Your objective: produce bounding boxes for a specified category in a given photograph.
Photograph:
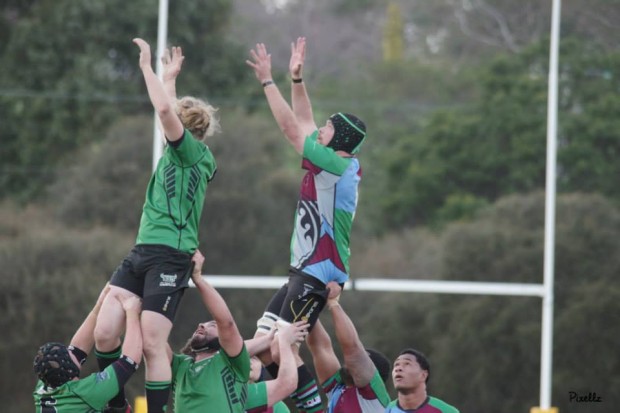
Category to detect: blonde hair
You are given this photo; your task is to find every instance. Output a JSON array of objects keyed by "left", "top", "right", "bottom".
[{"left": 176, "top": 96, "right": 221, "bottom": 141}]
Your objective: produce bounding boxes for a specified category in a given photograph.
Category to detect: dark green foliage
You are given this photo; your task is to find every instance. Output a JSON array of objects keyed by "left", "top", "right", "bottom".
[
  {"left": 0, "top": 0, "right": 155, "bottom": 199},
  {"left": 0, "top": 0, "right": 248, "bottom": 201},
  {"left": 0, "top": 204, "right": 136, "bottom": 411},
  {"left": 436, "top": 295, "right": 542, "bottom": 412},
  {"left": 47, "top": 109, "right": 299, "bottom": 275},
  {"left": 197, "top": 108, "right": 299, "bottom": 275},
  {"left": 380, "top": 39, "right": 620, "bottom": 229},
  {"left": 48, "top": 116, "right": 152, "bottom": 230},
  {"left": 554, "top": 281, "right": 620, "bottom": 413},
  {"left": 357, "top": 192, "right": 620, "bottom": 412}
]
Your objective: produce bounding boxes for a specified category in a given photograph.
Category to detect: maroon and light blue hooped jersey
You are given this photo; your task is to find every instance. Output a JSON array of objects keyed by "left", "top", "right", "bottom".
[
  {"left": 290, "top": 131, "right": 362, "bottom": 285},
  {"left": 323, "top": 369, "right": 390, "bottom": 412}
]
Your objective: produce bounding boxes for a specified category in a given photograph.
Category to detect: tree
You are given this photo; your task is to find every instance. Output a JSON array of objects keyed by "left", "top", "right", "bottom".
[
  {"left": 399, "top": 0, "right": 620, "bottom": 62},
  {"left": 0, "top": 203, "right": 136, "bottom": 411},
  {"left": 47, "top": 116, "right": 153, "bottom": 230},
  {"left": 380, "top": 38, "right": 620, "bottom": 228},
  {"left": 196, "top": 108, "right": 301, "bottom": 275},
  {"left": 437, "top": 192, "right": 620, "bottom": 411},
  {"left": 356, "top": 192, "right": 620, "bottom": 411},
  {"left": 553, "top": 280, "right": 620, "bottom": 412},
  {"left": 0, "top": 0, "right": 248, "bottom": 201}
]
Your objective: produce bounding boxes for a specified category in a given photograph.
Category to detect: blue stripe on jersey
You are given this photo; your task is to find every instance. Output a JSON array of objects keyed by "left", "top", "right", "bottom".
[
  {"left": 334, "top": 159, "right": 360, "bottom": 213},
  {"left": 321, "top": 218, "right": 334, "bottom": 238},
  {"left": 303, "top": 260, "right": 349, "bottom": 285}
]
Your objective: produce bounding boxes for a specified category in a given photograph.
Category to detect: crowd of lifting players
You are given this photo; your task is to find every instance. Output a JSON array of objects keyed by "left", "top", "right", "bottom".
[{"left": 32, "top": 36, "right": 459, "bottom": 413}]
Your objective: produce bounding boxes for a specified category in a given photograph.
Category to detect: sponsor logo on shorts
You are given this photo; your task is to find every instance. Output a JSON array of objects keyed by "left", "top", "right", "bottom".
[
  {"left": 162, "top": 295, "right": 171, "bottom": 312},
  {"left": 302, "top": 299, "right": 320, "bottom": 322},
  {"left": 302, "top": 283, "right": 313, "bottom": 297},
  {"left": 159, "top": 273, "right": 178, "bottom": 287}
]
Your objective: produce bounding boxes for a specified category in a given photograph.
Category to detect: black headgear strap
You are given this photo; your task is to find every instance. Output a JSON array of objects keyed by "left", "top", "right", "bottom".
[{"left": 33, "top": 342, "right": 80, "bottom": 388}]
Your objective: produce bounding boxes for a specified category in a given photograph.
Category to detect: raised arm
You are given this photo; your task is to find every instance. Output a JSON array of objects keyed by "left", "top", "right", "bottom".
[
  {"left": 162, "top": 46, "right": 184, "bottom": 101},
  {"left": 191, "top": 250, "right": 244, "bottom": 357},
  {"left": 133, "top": 38, "right": 184, "bottom": 142},
  {"left": 69, "top": 283, "right": 111, "bottom": 353},
  {"left": 118, "top": 295, "right": 143, "bottom": 364},
  {"left": 289, "top": 37, "right": 317, "bottom": 137},
  {"left": 326, "top": 282, "right": 376, "bottom": 387},
  {"left": 264, "top": 321, "right": 309, "bottom": 406},
  {"left": 306, "top": 319, "right": 341, "bottom": 385},
  {"left": 245, "top": 328, "right": 276, "bottom": 357},
  {"left": 246, "top": 43, "right": 305, "bottom": 154}
]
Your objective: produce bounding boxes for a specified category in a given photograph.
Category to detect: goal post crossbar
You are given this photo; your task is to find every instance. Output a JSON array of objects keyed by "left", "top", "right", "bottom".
[{"left": 191, "top": 276, "right": 545, "bottom": 297}]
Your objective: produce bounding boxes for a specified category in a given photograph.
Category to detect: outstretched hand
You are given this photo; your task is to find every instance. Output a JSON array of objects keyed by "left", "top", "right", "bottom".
[
  {"left": 289, "top": 37, "right": 306, "bottom": 80},
  {"left": 191, "top": 249, "right": 205, "bottom": 285},
  {"left": 162, "top": 46, "right": 185, "bottom": 82},
  {"left": 326, "top": 281, "right": 342, "bottom": 308},
  {"left": 326, "top": 281, "right": 342, "bottom": 300},
  {"left": 246, "top": 43, "right": 273, "bottom": 82},
  {"left": 269, "top": 321, "right": 308, "bottom": 364},
  {"left": 133, "top": 38, "right": 152, "bottom": 70},
  {"left": 279, "top": 321, "right": 310, "bottom": 346}
]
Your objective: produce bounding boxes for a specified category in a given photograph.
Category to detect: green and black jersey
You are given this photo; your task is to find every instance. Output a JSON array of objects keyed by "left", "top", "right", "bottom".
[
  {"left": 172, "top": 346, "right": 250, "bottom": 412},
  {"left": 136, "top": 129, "right": 216, "bottom": 253},
  {"left": 33, "top": 365, "right": 119, "bottom": 412}
]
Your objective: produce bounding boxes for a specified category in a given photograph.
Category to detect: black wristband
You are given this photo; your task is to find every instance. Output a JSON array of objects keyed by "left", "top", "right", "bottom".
[
  {"left": 292, "top": 78, "right": 303, "bottom": 84},
  {"left": 262, "top": 80, "right": 274, "bottom": 87}
]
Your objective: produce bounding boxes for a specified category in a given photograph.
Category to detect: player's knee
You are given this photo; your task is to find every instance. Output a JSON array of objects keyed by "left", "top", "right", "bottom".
[
  {"left": 94, "top": 319, "right": 120, "bottom": 347},
  {"left": 142, "top": 336, "right": 166, "bottom": 360}
]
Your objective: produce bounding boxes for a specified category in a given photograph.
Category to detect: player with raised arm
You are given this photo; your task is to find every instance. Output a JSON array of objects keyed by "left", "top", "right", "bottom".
[
  {"left": 246, "top": 37, "right": 368, "bottom": 413},
  {"left": 93, "top": 39, "right": 220, "bottom": 413},
  {"left": 33, "top": 285, "right": 142, "bottom": 412},
  {"left": 306, "top": 282, "right": 390, "bottom": 412}
]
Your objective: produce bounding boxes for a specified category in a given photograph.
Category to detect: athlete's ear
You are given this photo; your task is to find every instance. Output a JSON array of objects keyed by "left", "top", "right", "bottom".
[{"left": 422, "top": 369, "right": 429, "bottom": 383}]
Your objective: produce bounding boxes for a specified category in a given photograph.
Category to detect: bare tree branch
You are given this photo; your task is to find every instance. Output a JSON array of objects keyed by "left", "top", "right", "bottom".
[
  {"left": 448, "top": 0, "right": 520, "bottom": 52},
  {"left": 472, "top": 0, "right": 519, "bottom": 52}
]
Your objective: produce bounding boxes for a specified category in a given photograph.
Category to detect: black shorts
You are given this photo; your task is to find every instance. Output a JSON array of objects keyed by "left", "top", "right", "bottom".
[
  {"left": 110, "top": 244, "right": 192, "bottom": 321},
  {"left": 264, "top": 268, "right": 329, "bottom": 330}
]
